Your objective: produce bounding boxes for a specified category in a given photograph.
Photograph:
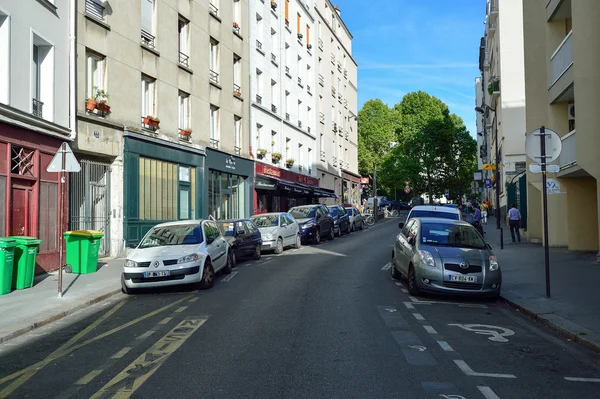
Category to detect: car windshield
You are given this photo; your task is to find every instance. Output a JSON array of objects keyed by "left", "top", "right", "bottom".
[
  {"left": 410, "top": 210, "right": 459, "bottom": 220},
  {"left": 217, "top": 222, "right": 235, "bottom": 237},
  {"left": 288, "top": 207, "right": 316, "bottom": 219},
  {"left": 329, "top": 207, "right": 338, "bottom": 216},
  {"left": 346, "top": 208, "right": 353, "bottom": 216},
  {"left": 139, "top": 224, "right": 203, "bottom": 248},
  {"left": 251, "top": 215, "right": 279, "bottom": 227},
  {"left": 420, "top": 222, "right": 486, "bottom": 249}
]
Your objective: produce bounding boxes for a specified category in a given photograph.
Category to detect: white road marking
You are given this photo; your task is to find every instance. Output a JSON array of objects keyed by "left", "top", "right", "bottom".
[
  {"left": 439, "top": 395, "right": 466, "bottom": 399},
  {"left": 383, "top": 308, "right": 397, "bottom": 313},
  {"left": 404, "top": 302, "right": 415, "bottom": 310},
  {"left": 564, "top": 377, "right": 600, "bottom": 383},
  {"left": 136, "top": 330, "right": 155, "bottom": 340},
  {"left": 437, "top": 341, "right": 454, "bottom": 352},
  {"left": 400, "top": 288, "right": 408, "bottom": 293},
  {"left": 381, "top": 262, "right": 391, "bottom": 271},
  {"left": 408, "top": 345, "right": 427, "bottom": 351},
  {"left": 478, "top": 386, "right": 501, "bottom": 399},
  {"left": 409, "top": 296, "right": 420, "bottom": 303},
  {"left": 110, "top": 347, "right": 132, "bottom": 359},
  {"left": 448, "top": 324, "right": 515, "bottom": 343},
  {"left": 413, "top": 313, "right": 425, "bottom": 321},
  {"left": 395, "top": 282, "right": 403, "bottom": 286},
  {"left": 424, "top": 325, "right": 438, "bottom": 334},
  {"left": 221, "top": 271, "right": 239, "bottom": 282},
  {"left": 174, "top": 306, "right": 188, "bottom": 313},
  {"left": 454, "top": 360, "right": 516, "bottom": 379}
]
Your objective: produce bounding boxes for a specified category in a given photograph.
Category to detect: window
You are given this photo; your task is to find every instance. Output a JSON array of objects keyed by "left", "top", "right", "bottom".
[
  {"left": 285, "top": 91, "right": 290, "bottom": 118},
  {"left": 233, "top": 54, "right": 241, "bottom": 96},
  {"left": 31, "top": 35, "right": 54, "bottom": 120},
  {"left": 272, "top": 131, "right": 278, "bottom": 152},
  {"left": 0, "top": 13, "right": 9, "bottom": 104},
  {"left": 85, "top": 0, "right": 106, "bottom": 21},
  {"left": 210, "top": 38, "right": 219, "bottom": 84},
  {"left": 209, "top": 0, "right": 219, "bottom": 17},
  {"left": 178, "top": 91, "right": 189, "bottom": 129},
  {"left": 234, "top": 115, "right": 242, "bottom": 152},
  {"left": 297, "top": 144, "right": 302, "bottom": 168},
  {"left": 141, "top": 75, "right": 156, "bottom": 117},
  {"left": 257, "top": 124, "right": 263, "bottom": 149},
  {"left": 141, "top": 0, "right": 155, "bottom": 47},
  {"left": 210, "top": 105, "right": 220, "bottom": 143},
  {"left": 178, "top": 16, "right": 189, "bottom": 67},
  {"left": 233, "top": 0, "right": 241, "bottom": 31},
  {"left": 255, "top": 14, "right": 263, "bottom": 46}
]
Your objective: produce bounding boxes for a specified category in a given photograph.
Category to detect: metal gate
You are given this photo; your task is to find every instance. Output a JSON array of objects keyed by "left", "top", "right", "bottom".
[
  {"left": 69, "top": 159, "right": 111, "bottom": 257},
  {"left": 507, "top": 173, "right": 527, "bottom": 230}
]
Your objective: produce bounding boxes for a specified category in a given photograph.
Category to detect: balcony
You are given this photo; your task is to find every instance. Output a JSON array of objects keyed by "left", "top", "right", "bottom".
[
  {"left": 331, "top": 54, "right": 335, "bottom": 64},
  {"left": 271, "top": 53, "right": 277, "bottom": 65},
  {"left": 318, "top": 38, "right": 323, "bottom": 51},
  {"left": 285, "top": 66, "right": 291, "bottom": 77},
  {"left": 209, "top": 69, "right": 219, "bottom": 85},
  {"left": 271, "top": 104, "right": 277, "bottom": 113},
  {"left": 298, "top": 120, "right": 302, "bottom": 128},
  {"left": 32, "top": 98, "right": 43, "bottom": 118},
  {"left": 484, "top": 51, "right": 490, "bottom": 70},
  {"left": 209, "top": 2, "right": 218, "bottom": 17},
  {"left": 489, "top": 0, "right": 498, "bottom": 19},
  {"left": 285, "top": 113, "right": 290, "bottom": 121},
  {"left": 332, "top": 122, "right": 337, "bottom": 132},
  {"left": 179, "top": 52, "right": 189, "bottom": 67},
  {"left": 298, "top": 77, "right": 303, "bottom": 88},
  {"left": 209, "top": 138, "right": 219, "bottom": 149},
  {"left": 320, "top": 151, "right": 326, "bottom": 161},
  {"left": 234, "top": 146, "right": 241, "bottom": 156},
  {"left": 558, "top": 130, "right": 576, "bottom": 170},
  {"left": 331, "top": 86, "right": 336, "bottom": 97},
  {"left": 343, "top": 69, "right": 347, "bottom": 79},
  {"left": 256, "top": 94, "right": 262, "bottom": 105},
  {"left": 233, "top": 83, "right": 242, "bottom": 98},
  {"left": 318, "top": 74, "right": 324, "bottom": 86},
  {"left": 85, "top": 0, "right": 105, "bottom": 21},
  {"left": 232, "top": 23, "right": 240, "bottom": 35},
  {"left": 550, "top": 30, "right": 573, "bottom": 87},
  {"left": 307, "top": 85, "right": 311, "bottom": 94},
  {"left": 319, "top": 112, "right": 325, "bottom": 124},
  {"left": 141, "top": 30, "right": 155, "bottom": 48}
]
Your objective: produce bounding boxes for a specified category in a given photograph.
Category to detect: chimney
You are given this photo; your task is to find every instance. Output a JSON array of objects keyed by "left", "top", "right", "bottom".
[{"left": 334, "top": 5, "right": 341, "bottom": 15}]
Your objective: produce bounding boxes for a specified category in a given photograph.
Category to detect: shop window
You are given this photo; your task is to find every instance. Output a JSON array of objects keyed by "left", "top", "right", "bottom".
[
  {"left": 38, "top": 181, "right": 58, "bottom": 252},
  {"left": 208, "top": 170, "right": 246, "bottom": 219},
  {"left": 11, "top": 146, "right": 35, "bottom": 176}
]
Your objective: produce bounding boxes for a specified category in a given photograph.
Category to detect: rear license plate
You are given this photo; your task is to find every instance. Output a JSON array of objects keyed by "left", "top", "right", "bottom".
[
  {"left": 144, "top": 270, "right": 170, "bottom": 278},
  {"left": 448, "top": 274, "right": 477, "bottom": 283}
]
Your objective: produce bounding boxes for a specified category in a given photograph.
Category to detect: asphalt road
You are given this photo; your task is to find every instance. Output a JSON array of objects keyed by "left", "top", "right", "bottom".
[{"left": 1, "top": 218, "right": 600, "bottom": 399}]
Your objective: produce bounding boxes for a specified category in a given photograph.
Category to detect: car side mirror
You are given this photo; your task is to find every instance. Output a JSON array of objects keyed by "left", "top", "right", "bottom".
[
  {"left": 398, "top": 222, "right": 404, "bottom": 229},
  {"left": 486, "top": 242, "right": 492, "bottom": 250},
  {"left": 407, "top": 236, "right": 415, "bottom": 246},
  {"left": 206, "top": 236, "right": 215, "bottom": 244},
  {"left": 281, "top": 222, "right": 288, "bottom": 227}
]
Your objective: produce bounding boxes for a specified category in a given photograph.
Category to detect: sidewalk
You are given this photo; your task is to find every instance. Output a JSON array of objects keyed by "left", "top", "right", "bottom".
[
  {"left": 0, "top": 258, "right": 124, "bottom": 343},
  {"left": 483, "top": 217, "right": 600, "bottom": 353}
]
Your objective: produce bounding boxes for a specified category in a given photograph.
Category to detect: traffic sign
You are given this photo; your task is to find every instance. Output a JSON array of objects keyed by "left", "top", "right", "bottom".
[
  {"left": 47, "top": 142, "right": 81, "bottom": 173},
  {"left": 484, "top": 179, "right": 493, "bottom": 188},
  {"left": 529, "top": 163, "right": 560, "bottom": 173},
  {"left": 404, "top": 186, "right": 410, "bottom": 194},
  {"left": 525, "top": 128, "right": 562, "bottom": 163},
  {"left": 444, "top": 189, "right": 449, "bottom": 196}
]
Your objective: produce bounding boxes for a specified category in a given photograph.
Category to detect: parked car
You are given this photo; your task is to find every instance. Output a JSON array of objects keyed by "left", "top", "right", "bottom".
[
  {"left": 410, "top": 197, "right": 425, "bottom": 207},
  {"left": 288, "top": 204, "right": 335, "bottom": 245},
  {"left": 391, "top": 217, "right": 501, "bottom": 298},
  {"left": 405, "top": 205, "right": 463, "bottom": 221},
  {"left": 250, "top": 212, "right": 301, "bottom": 254},
  {"left": 122, "top": 220, "right": 232, "bottom": 294},
  {"left": 217, "top": 219, "right": 262, "bottom": 266},
  {"left": 345, "top": 206, "right": 364, "bottom": 231},
  {"left": 328, "top": 205, "right": 351, "bottom": 236}
]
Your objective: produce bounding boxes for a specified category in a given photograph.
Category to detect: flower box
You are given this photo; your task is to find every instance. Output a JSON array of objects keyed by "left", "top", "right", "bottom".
[
  {"left": 86, "top": 99, "right": 97, "bottom": 111},
  {"left": 179, "top": 129, "right": 192, "bottom": 137}
]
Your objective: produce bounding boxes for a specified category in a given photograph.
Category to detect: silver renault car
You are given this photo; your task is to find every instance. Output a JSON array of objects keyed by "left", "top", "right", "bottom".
[{"left": 391, "top": 217, "right": 501, "bottom": 298}]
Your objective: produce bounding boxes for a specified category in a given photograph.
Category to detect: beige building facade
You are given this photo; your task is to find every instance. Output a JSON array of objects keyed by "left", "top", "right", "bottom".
[{"left": 522, "top": 0, "right": 600, "bottom": 260}]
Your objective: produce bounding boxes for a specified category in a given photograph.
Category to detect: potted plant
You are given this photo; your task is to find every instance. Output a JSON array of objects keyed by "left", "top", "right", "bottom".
[
  {"left": 488, "top": 79, "right": 500, "bottom": 95},
  {"left": 271, "top": 140, "right": 276, "bottom": 147},
  {"left": 86, "top": 97, "right": 97, "bottom": 111},
  {"left": 286, "top": 158, "right": 295, "bottom": 168},
  {"left": 144, "top": 115, "right": 160, "bottom": 128},
  {"left": 233, "top": 22, "right": 239, "bottom": 28},
  {"left": 297, "top": 33, "right": 303, "bottom": 40},
  {"left": 179, "top": 128, "right": 192, "bottom": 137},
  {"left": 257, "top": 148, "right": 267, "bottom": 159},
  {"left": 272, "top": 152, "right": 282, "bottom": 163}
]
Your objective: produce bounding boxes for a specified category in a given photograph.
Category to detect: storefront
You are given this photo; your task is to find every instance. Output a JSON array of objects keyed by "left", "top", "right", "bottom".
[
  {"left": 0, "top": 122, "right": 69, "bottom": 273},
  {"left": 205, "top": 147, "right": 254, "bottom": 220},
  {"left": 254, "top": 163, "right": 336, "bottom": 214},
  {"left": 342, "top": 170, "right": 362, "bottom": 206},
  {"left": 123, "top": 132, "right": 205, "bottom": 246}
]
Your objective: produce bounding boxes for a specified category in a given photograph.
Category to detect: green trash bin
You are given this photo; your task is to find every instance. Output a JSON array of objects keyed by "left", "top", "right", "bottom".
[
  {"left": 0, "top": 238, "right": 16, "bottom": 295},
  {"left": 8, "top": 236, "right": 42, "bottom": 290},
  {"left": 63, "top": 230, "right": 104, "bottom": 274}
]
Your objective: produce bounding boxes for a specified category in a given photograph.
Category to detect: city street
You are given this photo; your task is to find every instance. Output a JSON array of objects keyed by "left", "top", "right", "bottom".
[{"left": 1, "top": 220, "right": 599, "bottom": 399}]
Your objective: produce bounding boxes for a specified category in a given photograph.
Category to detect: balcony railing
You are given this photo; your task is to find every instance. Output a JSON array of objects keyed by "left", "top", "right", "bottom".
[
  {"left": 285, "top": 66, "right": 290, "bottom": 76},
  {"left": 343, "top": 69, "right": 347, "bottom": 78},
  {"left": 141, "top": 30, "right": 155, "bottom": 48},
  {"left": 307, "top": 85, "right": 311, "bottom": 94},
  {"left": 233, "top": 83, "right": 241, "bottom": 97},
  {"left": 256, "top": 40, "right": 263, "bottom": 51},
  {"left": 318, "top": 38, "right": 323, "bottom": 50},
  {"left": 331, "top": 86, "right": 336, "bottom": 97},
  {"left": 298, "top": 120, "right": 302, "bottom": 128},
  {"left": 179, "top": 52, "right": 189, "bottom": 67},
  {"left": 256, "top": 94, "right": 262, "bottom": 104},
  {"left": 271, "top": 104, "right": 277, "bottom": 113},
  {"left": 318, "top": 74, "right": 324, "bottom": 86},
  {"left": 489, "top": 0, "right": 498, "bottom": 15},
  {"left": 233, "top": 24, "right": 240, "bottom": 35},
  {"left": 332, "top": 122, "right": 337, "bottom": 132},
  {"left": 307, "top": 126, "right": 311, "bottom": 133},
  {"left": 298, "top": 77, "right": 303, "bottom": 87},
  {"left": 209, "top": 69, "right": 219, "bottom": 84},
  {"left": 331, "top": 54, "right": 335, "bottom": 64},
  {"left": 285, "top": 113, "right": 290, "bottom": 121},
  {"left": 559, "top": 130, "right": 576, "bottom": 169},
  {"left": 209, "top": 2, "right": 218, "bottom": 17},
  {"left": 320, "top": 151, "right": 326, "bottom": 161},
  {"left": 550, "top": 30, "right": 573, "bottom": 86},
  {"left": 85, "top": 0, "right": 105, "bottom": 20},
  {"left": 234, "top": 146, "right": 241, "bottom": 156},
  {"left": 271, "top": 53, "right": 277, "bottom": 64},
  {"left": 32, "top": 98, "right": 43, "bottom": 118},
  {"left": 319, "top": 112, "right": 325, "bottom": 123}
]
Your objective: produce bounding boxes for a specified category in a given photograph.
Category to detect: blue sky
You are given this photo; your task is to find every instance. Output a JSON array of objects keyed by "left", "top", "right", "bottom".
[{"left": 337, "top": 0, "right": 486, "bottom": 137}]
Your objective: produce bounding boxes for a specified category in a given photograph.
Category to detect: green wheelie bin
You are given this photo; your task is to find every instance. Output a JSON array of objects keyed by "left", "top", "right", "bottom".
[
  {"left": 0, "top": 238, "right": 16, "bottom": 295},
  {"left": 63, "top": 230, "right": 104, "bottom": 274},
  {"left": 8, "top": 236, "right": 42, "bottom": 290}
]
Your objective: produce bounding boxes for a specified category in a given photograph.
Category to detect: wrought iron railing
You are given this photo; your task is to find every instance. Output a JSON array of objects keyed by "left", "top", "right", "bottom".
[
  {"left": 32, "top": 98, "right": 43, "bottom": 117},
  {"left": 234, "top": 146, "right": 241, "bottom": 156},
  {"left": 271, "top": 53, "right": 277, "bottom": 63},
  {"left": 210, "top": 138, "right": 219, "bottom": 148},
  {"left": 297, "top": 77, "right": 303, "bottom": 87},
  {"left": 209, "top": 69, "right": 219, "bottom": 84},
  {"left": 179, "top": 52, "right": 189, "bottom": 67},
  {"left": 320, "top": 151, "right": 326, "bottom": 161},
  {"left": 318, "top": 38, "right": 323, "bottom": 50},
  {"left": 319, "top": 112, "right": 325, "bottom": 123},
  {"left": 285, "top": 113, "right": 290, "bottom": 121},
  {"left": 209, "top": 2, "right": 218, "bottom": 17},
  {"left": 141, "top": 30, "right": 155, "bottom": 48},
  {"left": 318, "top": 74, "right": 324, "bottom": 86},
  {"left": 271, "top": 104, "right": 277, "bottom": 113},
  {"left": 256, "top": 94, "right": 262, "bottom": 104},
  {"left": 256, "top": 40, "right": 263, "bottom": 51}
]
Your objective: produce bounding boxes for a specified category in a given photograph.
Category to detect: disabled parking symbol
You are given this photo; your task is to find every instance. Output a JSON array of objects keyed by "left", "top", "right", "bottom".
[{"left": 448, "top": 324, "right": 515, "bottom": 343}]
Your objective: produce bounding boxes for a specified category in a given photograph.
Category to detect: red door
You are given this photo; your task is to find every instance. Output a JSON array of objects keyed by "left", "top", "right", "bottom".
[{"left": 10, "top": 183, "right": 32, "bottom": 236}]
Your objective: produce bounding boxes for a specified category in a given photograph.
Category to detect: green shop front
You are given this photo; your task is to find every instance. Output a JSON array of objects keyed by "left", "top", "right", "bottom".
[
  {"left": 123, "top": 132, "right": 206, "bottom": 246},
  {"left": 205, "top": 148, "right": 254, "bottom": 220}
]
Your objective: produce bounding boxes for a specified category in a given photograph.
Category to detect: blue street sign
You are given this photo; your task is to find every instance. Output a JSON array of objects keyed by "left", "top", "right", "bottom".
[
  {"left": 444, "top": 189, "right": 449, "bottom": 196},
  {"left": 484, "top": 179, "right": 493, "bottom": 189}
]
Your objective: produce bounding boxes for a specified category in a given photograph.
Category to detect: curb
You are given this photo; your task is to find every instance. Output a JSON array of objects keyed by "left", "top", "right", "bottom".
[
  {"left": 0, "top": 288, "right": 123, "bottom": 345},
  {"left": 500, "top": 294, "right": 600, "bottom": 354}
]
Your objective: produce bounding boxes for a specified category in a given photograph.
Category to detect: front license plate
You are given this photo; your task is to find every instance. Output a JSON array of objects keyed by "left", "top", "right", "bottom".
[
  {"left": 144, "top": 270, "right": 170, "bottom": 278},
  {"left": 448, "top": 274, "right": 477, "bottom": 283}
]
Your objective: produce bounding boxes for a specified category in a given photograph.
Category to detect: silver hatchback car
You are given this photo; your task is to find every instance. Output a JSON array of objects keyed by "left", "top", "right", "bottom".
[{"left": 391, "top": 217, "right": 501, "bottom": 298}]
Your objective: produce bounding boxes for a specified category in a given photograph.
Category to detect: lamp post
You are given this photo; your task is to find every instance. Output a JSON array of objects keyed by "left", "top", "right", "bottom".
[{"left": 475, "top": 105, "right": 503, "bottom": 249}]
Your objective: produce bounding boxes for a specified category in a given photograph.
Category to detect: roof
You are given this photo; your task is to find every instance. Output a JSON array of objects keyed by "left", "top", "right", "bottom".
[
  {"left": 410, "top": 217, "right": 470, "bottom": 226},
  {"left": 218, "top": 218, "right": 252, "bottom": 223},
  {"left": 153, "top": 219, "right": 206, "bottom": 228},
  {"left": 250, "top": 212, "right": 285, "bottom": 217},
  {"left": 409, "top": 205, "right": 461, "bottom": 214}
]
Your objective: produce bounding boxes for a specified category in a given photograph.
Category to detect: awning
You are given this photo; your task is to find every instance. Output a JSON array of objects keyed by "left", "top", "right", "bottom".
[
  {"left": 255, "top": 175, "right": 278, "bottom": 190},
  {"left": 313, "top": 188, "right": 337, "bottom": 198},
  {"left": 278, "top": 180, "right": 313, "bottom": 196}
]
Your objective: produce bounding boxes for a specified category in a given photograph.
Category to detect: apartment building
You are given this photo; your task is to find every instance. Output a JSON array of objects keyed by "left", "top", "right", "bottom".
[
  {"left": 522, "top": 0, "right": 600, "bottom": 259},
  {"left": 0, "top": 0, "right": 74, "bottom": 272},
  {"left": 477, "top": 0, "right": 527, "bottom": 216},
  {"left": 314, "top": 1, "right": 359, "bottom": 205},
  {"left": 76, "top": 0, "right": 252, "bottom": 253}
]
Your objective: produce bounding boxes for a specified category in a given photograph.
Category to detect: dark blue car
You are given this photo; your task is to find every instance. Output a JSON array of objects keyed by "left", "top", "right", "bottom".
[
  {"left": 217, "top": 219, "right": 262, "bottom": 266},
  {"left": 288, "top": 204, "right": 335, "bottom": 245}
]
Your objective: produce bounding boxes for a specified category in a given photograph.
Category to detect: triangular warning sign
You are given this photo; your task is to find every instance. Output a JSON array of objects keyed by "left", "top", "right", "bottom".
[{"left": 47, "top": 142, "right": 81, "bottom": 173}]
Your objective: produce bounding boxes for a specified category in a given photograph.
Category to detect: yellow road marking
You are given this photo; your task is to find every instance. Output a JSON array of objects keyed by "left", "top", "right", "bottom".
[
  {"left": 110, "top": 347, "right": 132, "bottom": 359},
  {"left": 158, "top": 317, "right": 172, "bottom": 325},
  {"left": 188, "top": 297, "right": 199, "bottom": 303},
  {"left": 0, "top": 300, "right": 126, "bottom": 397},
  {"left": 75, "top": 369, "right": 104, "bottom": 385},
  {"left": 136, "top": 330, "right": 155, "bottom": 340},
  {"left": 174, "top": 306, "right": 188, "bottom": 313},
  {"left": 0, "top": 294, "right": 194, "bottom": 387},
  {"left": 90, "top": 318, "right": 207, "bottom": 398}
]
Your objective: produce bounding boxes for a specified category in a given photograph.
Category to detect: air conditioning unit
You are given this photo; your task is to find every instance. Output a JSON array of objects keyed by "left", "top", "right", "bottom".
[{"left": 568, "top": 104, "right": 575, "bottom": 120}]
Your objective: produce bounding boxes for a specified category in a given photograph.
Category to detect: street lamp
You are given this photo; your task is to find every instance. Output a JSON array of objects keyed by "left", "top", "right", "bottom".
[{"left": 475, "top": 105, "right": 502, "bottom": 239}]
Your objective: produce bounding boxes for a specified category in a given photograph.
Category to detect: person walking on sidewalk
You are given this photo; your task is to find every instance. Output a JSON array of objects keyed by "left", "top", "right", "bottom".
[
  {"left": 480, "top": 201, "right": 489, "bottom": 225},
  {"left": 507, "top": 203, "right": 522, "bottom": 243},
  {"left": 471, "top": 204, "right": 484, "bottom": 236}
]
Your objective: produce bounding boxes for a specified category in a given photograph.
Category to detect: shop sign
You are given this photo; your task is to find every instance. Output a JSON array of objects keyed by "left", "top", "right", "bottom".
[
  {"left": 297, "top": 175, "right": 318, "bottom": 186},
  {"left": 257, "top": 164, "right": 282, "bottom": 178},
  {"left": 225, "top": 156, "right": 236, "bottom": 171},
  {"left": 360, "top": 177, "right": 369, "bottom": 184},
  {"left": 255, "top": 175, "right": 277, "bottom": 190}
]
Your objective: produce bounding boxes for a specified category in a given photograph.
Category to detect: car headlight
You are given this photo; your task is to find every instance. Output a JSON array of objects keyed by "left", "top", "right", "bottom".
[
  {"left": 419, "top": 250, "right": 436, "bottom": 267},
  {"left": 489, "top": 256, "right": 499, "bottom": 271},
  {"left": 125, "top": 259, "right": 138, "bottom": 268},
  {"left": 264, "top": 233, "right": 273, "bottom": 240},
  {"left": 178, "top": 254, "right": 200, "bottom": 264},
  {"left": 302, "top": 222, "right": 316, "bottom": 229}
]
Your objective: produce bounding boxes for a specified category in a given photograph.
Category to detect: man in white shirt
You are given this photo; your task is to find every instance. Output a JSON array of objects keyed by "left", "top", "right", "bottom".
[{"left": 507, "top": 203, "right": 522, "bottom": 243}]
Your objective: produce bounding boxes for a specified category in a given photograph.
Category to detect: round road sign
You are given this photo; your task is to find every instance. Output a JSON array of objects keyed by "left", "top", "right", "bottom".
[
  {"left": 404, "top": 186, "right": 410, "bottom": 194},
  {"left": 525, "top": 128, "right": 562, "bottom": 162}
]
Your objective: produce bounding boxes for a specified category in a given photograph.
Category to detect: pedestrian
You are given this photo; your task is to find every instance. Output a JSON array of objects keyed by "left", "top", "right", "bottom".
[
  {"left": 471, "top": 204, "right": 483, "bottom": 234},
  {"left": 480, "top": 201, "right": 489, "bottom": 225},
  {"left": 507, "top": 203, "right": 522, "bottom": 243}
]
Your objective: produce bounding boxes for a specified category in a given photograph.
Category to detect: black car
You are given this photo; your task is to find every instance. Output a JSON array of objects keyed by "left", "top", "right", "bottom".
[
  {"left": 327, "top": 205, "right": 351, "bottom": 237},
  {"left": 217, "top": 219, "right": 262, "bottom": 266},
  {"left": 288, "top": 204, "right": 335, "bottom": 245}
]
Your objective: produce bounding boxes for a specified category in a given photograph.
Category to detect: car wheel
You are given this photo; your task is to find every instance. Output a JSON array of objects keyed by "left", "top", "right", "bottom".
[
  {"left": 121, "top": 274, "right": 135, "bottom": 295},
  {"left": 274, "top": 237, "right": 284, "bottom": 254},
  {"left": 222, "top": 251, "right": 233, "bottom": 274},
  {"left": 253, "top": 244, "right": 262, "bottom": 260},
  {"left": 198, "top": 261, "right": 215, "bottom": 290},
  {"left": 313, "top": 229, "right": 321, "bottom": 245},
  {"left": 359, "top": 220, "right": 364, "bottom": 230},
  {"left": 407, "top": 265, "right": 420, "bottom": 296},
  {"left": 329, "top": 226, "right": 335, "bottom": 240},
  {"left": 294, "top": 234, "right": 301, "bottom": 249},
  {"left": 391, "top": 253, "right": 402, "bottom": 280},
  {"left": 336, "top": 225, "right": 342, "bottom": 237},
  {"left": 345, "top": 222, "right": 351, "bottom": 234},
  {"left": 230, "top": 251, "right": 237, "bottom": 268}
]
